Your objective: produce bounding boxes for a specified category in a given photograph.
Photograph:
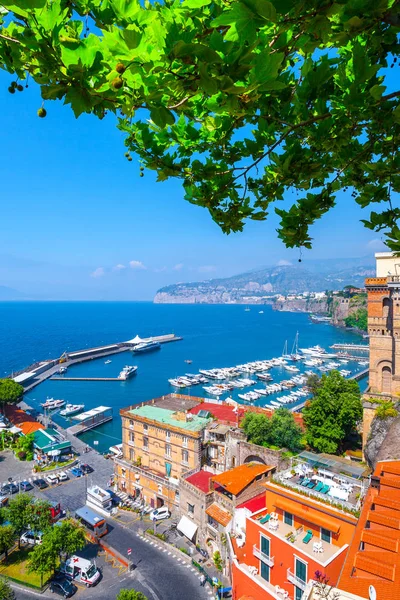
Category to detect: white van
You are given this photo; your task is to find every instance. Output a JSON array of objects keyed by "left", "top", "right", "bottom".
[
  {"left": 60, "top": 555, "right": 100, "bottom": 587},
  {"left": 150, "top": 506, "right": 171, "bottom": 521},
  {"left": 20, "top": 530, "right": 43, "bottom": 545}
]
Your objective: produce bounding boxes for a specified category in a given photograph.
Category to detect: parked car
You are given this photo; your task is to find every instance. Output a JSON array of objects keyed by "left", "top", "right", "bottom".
[
  {"left": 1, "top": 483, "right": 19, "bottom": 495},
  {"left": 150, "top": 506, "right": 171, "bottom": 521},
  {"left": 45, "top": 474, "right": 60, "bottom": 485},
  {"left": 58, "top": 471, "right": 69, "bottom": 481},
  {"left": 19, "top": 481, "right": 34, "bottom": 492},
  {"left": 33, "top": 478, "right": 48, "bottom": 490},
  {"left": 79, "top": 464, "right": 94, "bottom": 474},
  {"left": 50, "top": 577, "right": 77, "bottom": 598},
  {"left": 20, "top": 530, "right": 43, "bottom": 545},
  {"left": 70, "top": 467, "right": 83, "bottom": 478}
]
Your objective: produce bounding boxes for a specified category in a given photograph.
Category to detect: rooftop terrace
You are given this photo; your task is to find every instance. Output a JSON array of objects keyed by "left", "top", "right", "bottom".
[{"left": 127, "top": 405, "right": 211, "bottom": 432}]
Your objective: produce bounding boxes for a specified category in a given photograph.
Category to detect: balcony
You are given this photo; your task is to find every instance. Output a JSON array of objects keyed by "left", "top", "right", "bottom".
[
  {"left": 287, "top": 569, "right": 306, "bottom": 591},
  {"left": 115, "top": 457, "right": 179, "bottom": 489},
  {"left": 388, "top": 275, "right": 400, "bottom": 287},
  {"left": 253, "top": 545, "right": 275, "bottom": 567}
]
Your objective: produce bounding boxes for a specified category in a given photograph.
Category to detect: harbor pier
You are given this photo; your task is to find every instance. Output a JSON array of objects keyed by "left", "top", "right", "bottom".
[
  {"left": 67, "top": 406, "right": 113, "bottom": 436},
  {"left": 9, "top": 333, "right": 182, "bottom": 392}
]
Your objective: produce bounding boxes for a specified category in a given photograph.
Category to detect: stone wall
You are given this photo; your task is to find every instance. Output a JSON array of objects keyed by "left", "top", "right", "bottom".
[{"left": 237, "top": 440, "right": 288, "bottom": 471}]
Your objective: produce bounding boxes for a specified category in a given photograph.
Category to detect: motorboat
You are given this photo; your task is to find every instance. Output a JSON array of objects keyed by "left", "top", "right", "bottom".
[
  {"left": 119, "top": 365, "right": 138, "bottom": 380},
  {"left": 104, "top": 360, "right": 112, "bottom": 364},
  {"left": 41, "top": 398, "right": 65, "bottom": 410},
  {"left": 60, "top": 404, "right": 85, "bottom": 417}
]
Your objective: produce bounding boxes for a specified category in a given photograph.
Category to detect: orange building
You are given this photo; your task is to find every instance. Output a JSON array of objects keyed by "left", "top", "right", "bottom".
[
  {"left": 231, "top": 475, "right": 358, "bottom": 600},
  {"left": 338, "top": 460, "right": 400, "bottom": 600}
]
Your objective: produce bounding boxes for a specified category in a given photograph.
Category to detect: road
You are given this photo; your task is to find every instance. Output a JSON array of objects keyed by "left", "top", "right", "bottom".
[{"left": 11, "top": 515, "right": 212, "bottom": 600}]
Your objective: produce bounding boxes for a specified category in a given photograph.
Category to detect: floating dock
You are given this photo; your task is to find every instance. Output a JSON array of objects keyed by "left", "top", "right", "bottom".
[
  {"left": 9, "top": 333, "right": 182, "bottom": 392},
  {"left": 51, "top": 377, "right": 122, "bottom": 382},
  {"left": 67, "top": 406, "right": 113, "bottom": 436},
  {"left": 330, "top": 343, "right": 369, "bottom": 351}
]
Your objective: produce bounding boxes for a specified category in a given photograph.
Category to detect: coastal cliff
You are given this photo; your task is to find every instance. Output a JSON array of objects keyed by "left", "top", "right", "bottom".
[
  {"left": 330, "top": 294, "right": 367, "bottom": 329},
  {"left": 274, "top": 297, "right": 328, "bottom": 313}
]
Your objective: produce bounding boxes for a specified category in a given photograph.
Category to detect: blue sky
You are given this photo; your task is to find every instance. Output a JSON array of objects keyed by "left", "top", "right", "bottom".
[{"left": 0, "top": 72, "right": 390, "bottom": 300}]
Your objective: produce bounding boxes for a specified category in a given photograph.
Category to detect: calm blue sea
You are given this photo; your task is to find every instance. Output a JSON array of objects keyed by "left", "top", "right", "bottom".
[{"left": 0, "top": 302, "right": 366, "bottom": 452}]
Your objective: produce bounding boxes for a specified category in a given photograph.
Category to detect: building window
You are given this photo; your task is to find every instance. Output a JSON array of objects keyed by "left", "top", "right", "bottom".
[
  {"left": 260, "top": 562, "right": 270, "bottom": 582},
  {"left": 182, "top": 449, "right": 189, "bottom": 465},
  {"left": 121, "top": 468, "right": 126, "bottom": 478},
  {"left": 284, "top": 511, "right": 293, "bottom": 526},
  {"left": 166, "top": 431, "right": 171, "bottom": 441},
  {"left": 129, "top": 431, "right": 135, "bottom": 443},
  {"left": 182, "top": 436, "right": 188, "bottom": 448},
  {"left": 143, "top": 424, "right": 148, "bottom": 432},
  {"left": 143, "top": 436, "right": 149, "bottom": 450},
  {"left": 129, "top": 449, "right": 135, "bottom": 461},
  {"left": 175, "top": 489, "right": 180, "bottom": 501},
  {"left": 129, "top": 419, "right": 134, "bottom": 429},
  {"left": 321, "top": 528, "right": 331, "bottom": 543},
  {"left": 207, "top": 515, "right": 218, "bottom": 529},
  {"left": 188, "top": 503, "right": 194, "bottom": 515},
  {"left": 295, "top": 558, "right": 307, "bottom": 583},
  {"left": 165, "top": 444, "right": 171, "bottom": 458},
  {"left": 260, "top": 535, "right": 270, "bottom": 557},
  {"left": 295, "top": 588, "right": 303, "bottom": 600}
]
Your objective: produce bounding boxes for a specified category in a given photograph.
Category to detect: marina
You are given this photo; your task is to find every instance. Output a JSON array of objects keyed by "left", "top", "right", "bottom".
[{"left": 67, "top": 406, "right": 113, "bottom": 436}]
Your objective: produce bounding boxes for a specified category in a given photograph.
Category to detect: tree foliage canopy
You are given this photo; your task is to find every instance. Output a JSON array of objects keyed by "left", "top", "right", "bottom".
[
  {"left": 1, "top": 0, "right": 400, "bottom": 249},
  {"left": 116, "top": 590, "right": 148, "bottom": 600},
  {"left": 241, "top": 407, "right": 304, "bottom": 452},
  {"left": 5, "top": 493, "right": 34, "bottom": 548},
  {"left": 0, "top": 576, "right": 14, "bottom": 600},
  {"left": 302, "top": 370, "right": 362, "bottom": 453},
  {"left": 0, "top": 379, "right": 23, "bottom": 407}
]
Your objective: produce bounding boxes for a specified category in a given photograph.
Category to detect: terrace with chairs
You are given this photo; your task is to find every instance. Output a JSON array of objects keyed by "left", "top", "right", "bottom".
[{"left": 272, "top": 452, "right": 369, "bottom": 513}]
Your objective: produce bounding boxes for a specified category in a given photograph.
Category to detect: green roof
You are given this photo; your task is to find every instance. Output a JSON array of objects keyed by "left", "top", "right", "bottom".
[
  {"left": 33, "top": 429, "right": 71, "bottom": 453},
  {"left": 129, "top": 405, "right": 211, "bottom": 432}
]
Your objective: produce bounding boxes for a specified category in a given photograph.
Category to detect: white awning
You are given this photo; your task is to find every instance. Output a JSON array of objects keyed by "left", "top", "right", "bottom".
[{"left": 177, "top": 515, "right": 198, "bottom": 541}]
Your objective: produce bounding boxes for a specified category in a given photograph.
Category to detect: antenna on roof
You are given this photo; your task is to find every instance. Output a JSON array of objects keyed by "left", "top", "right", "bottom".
[{"left": 369, "top": 586, "right": 377, "bottom": 600}]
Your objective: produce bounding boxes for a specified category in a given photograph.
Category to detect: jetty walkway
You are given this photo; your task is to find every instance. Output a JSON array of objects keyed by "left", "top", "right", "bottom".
[
  {"left": 51, "top": 376, "right": 122, "bottom": 382},
  {"left": 10, "top": 333, "right": 182, "bottom": 392}
]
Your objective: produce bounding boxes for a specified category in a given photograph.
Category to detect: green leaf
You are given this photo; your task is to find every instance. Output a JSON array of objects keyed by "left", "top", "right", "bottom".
[
  {"left": 212, "top": 3, "right": 257, "bottom": 43},
  {"left": 150, "top": 106, "right": 175, "bottom": 128},
  {"left": 251, "top": 51, "right": 284, "bottom": 84},
  {"left": 41, "top": 84, "right": 68, "bottom": 100},
  {"left": 393, "top": 105, "right": 400, "bottom": 124},
  {"left": 64, "top": 87, "right": 93, "bottom": 118},
  {"left": 242, "top": 0, "right": 277, "bottom": 21},
  {"left": 184, "top": 0, "right": 211, "bottom": 7},
  {"left": 369, "top": 84, "right": 386, "bottom": 101}
]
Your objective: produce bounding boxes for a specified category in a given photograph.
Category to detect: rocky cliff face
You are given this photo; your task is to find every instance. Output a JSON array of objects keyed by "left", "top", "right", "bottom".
[
  {"left": 331, "top": 295, "right": 367, "bottom": 326},
  {"left": 364, "top": 414, "right": 400, "bottom": 469},
  {"left": 274, "top": 298, "right": 328, "bottom": 313}
]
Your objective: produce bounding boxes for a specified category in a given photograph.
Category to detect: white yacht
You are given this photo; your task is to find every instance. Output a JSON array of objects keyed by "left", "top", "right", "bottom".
[
  {"left": 104, "top": 359, "right": 112, "bottom": 364},
  {"left": 60, "top": 404, "right": 85, "bottom": 417},
  {"left": 119, "top": 365, "right": 138, "bottom": 380},
  {"left": 133, "top": 340, "right": 161, "bottom": 353},
  {"left": 41, "top": 398, "right": 65, "bottom": 410}
]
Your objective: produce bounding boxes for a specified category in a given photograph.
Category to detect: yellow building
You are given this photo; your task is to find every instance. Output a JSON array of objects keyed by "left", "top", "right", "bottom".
[{"left": 115, "top": 395, "right": 211, "bottom": 509}]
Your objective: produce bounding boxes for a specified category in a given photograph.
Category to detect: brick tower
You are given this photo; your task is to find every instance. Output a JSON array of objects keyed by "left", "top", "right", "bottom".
[{"left": 363, "top": 253, "right": 400, "bottom": 450}]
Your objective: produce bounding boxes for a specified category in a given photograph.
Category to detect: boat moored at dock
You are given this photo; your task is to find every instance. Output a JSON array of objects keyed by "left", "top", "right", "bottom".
[
  {"left": 60, "top": 404, "right": 85, "bottom": 417},
  {"left": 118, "top": 365, "right": 138, "bottom": 380},
  {"left": 41, "top": 398, "right": 65, "bottom": 410},
  {"left": 132, "top": 340, "right": 161, "bottom": 353}
]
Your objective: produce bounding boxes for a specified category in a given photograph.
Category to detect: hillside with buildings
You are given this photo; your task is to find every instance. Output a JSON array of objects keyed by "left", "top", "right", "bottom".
[{"left": 154, "top": 261, "right": 374, "bottom": 304}]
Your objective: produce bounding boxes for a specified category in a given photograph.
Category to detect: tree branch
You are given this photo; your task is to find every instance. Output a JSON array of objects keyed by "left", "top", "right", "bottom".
[
  {"left": 380, "top": 90, "right": 400, "bottom": 102},
  {"left": 0, "top": 33, "right": 21, "bottom": 44}
]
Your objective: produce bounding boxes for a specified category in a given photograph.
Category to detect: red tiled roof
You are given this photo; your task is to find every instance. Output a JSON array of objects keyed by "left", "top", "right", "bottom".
[
  {"left": 4, "top": 405, "right": 45, "bottom": 435},
  {"left": 185, "top": 469, "right": 214, "bottom": 493},
  {"left": 212, "top": 463, "right": 273, "bottom": 496},
  {"left": 339, "top": 460, "right": 400, "bottom": 599},
  {"left": 189, "top": 402, "right": 245, "bottom": 424},
  {"left": 206, "top": 503, "right": 232, "bottom": 527},
  {"left": 237, "top": 492, "right": 266, "bottom": 513}
]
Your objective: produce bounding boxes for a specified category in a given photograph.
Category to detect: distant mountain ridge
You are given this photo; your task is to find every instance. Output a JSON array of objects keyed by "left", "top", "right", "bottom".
[
  {"left": 154, "top": 259, "right": 375, "bottom": 304},
  {"left": 0, "top": 285, "right": 28, "bottom": 300}
]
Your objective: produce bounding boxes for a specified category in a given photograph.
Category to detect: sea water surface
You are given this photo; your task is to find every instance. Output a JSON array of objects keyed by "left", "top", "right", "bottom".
[{"left": 0, "top": 302, "right": 366, "bottom": 452}]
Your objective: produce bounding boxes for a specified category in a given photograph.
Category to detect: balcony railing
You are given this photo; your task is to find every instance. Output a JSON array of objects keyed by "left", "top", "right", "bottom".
[
  {"left": 388, "top": 275, "right": 400, "bottom": 285},
  {"left": 115, "top": 457, "right": 179, "bottom": 488},
  {"left": 287, "top": 569, "right": 307, "bottom": 591},
  {"left": 253, "top": 545, "right": 275, "bottom": 567}
]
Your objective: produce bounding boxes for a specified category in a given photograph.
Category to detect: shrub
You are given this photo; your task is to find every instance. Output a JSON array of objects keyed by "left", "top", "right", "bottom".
[
  {"left": 376, "top": 401, "right": 398, "bottom": 419},
  {"left": 180, "top": 547, "right": 189, "bottom": 555},
  {"left": 17, "top": 451, "right": 27, "bottom": 460},
  {"left": 213, "top": 551, "right": 223, "bottom": 572}
]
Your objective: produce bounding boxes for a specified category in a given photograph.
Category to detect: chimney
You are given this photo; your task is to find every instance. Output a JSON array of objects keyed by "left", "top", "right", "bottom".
[{"left": 370, "top": 475, "right": 380, "bottom": 490}]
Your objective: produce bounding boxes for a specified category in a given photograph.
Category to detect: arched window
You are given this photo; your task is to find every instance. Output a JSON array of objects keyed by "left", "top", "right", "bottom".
[
  {"left": 382, "top": 366, "right": 392, "bottom": 394},
  {"left": 383, "top": 297, "right": 390, "bottom": 318}
]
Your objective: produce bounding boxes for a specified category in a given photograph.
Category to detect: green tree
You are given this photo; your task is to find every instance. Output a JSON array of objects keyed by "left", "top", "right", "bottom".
[
  {"left": 116, "top": 591, "right": 148, "bottom": 600},
  {"left": 306, "top": 373, "right": 322, "bottom": 396},
  {"left": 303, "top": 371, "right": 363, "bottom": 454},
  {"left": 26, "top": 500, "right": 53, "bottom": 542},
  {"left": 241, "top": 412, "right": 272, "bottom": 447},
  {"left": 269, "top": 408, "right": 304, "bottom": 452},
  {"left": 5, "top": 494, "right": 34, "bottom": 549},
  {"left": 241, "top": 409, "right": 303, "bottom": 452},
  {"left": 344, "top": 309, "right": 368, "bottom": 331},
  {"left": 27, "top": 541, "right": 56, "bottom": 587},
  {"left": 0, "top": 379, "right": 23, "bottom": 412},
  {"left": 15, "top": 433, "right": 35, "bottom": 461},
  {"left": 1, "top": 1, "right": 400, "bottom": 251},
  {"left": 0, "top": 577, "right": 14, "bottom": 600},
  {"left": 44, "top": 519, "right": 86, "bottom": 561},
  {"left": 0, "top": 525, "right": 16, "bottom": 561}
]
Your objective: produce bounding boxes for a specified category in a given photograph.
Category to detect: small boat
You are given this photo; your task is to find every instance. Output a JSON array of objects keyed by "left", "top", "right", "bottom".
[
  {"left": 105, "top": 360, "right": 112, "bottom": 365},
  {"left": 41, "top": 398, "right": 65, "bottom": 410},
  {"left": 58, "top": 366, "right": 67, "bottom": 374},
  {"left": 184, "top": 359, "right": 193, "bottom": 364},
  {"left": 244, "top": 307, "right": 250, "bottom": 312},
  {"left": 259, "top": 310, "right": 264, "bottom": 314},
  {"left": 60, "top": 404, "right": 85, "bottom": 417},
  {"left": 119, "top": 365, "right": 138, "bottom": 380}
]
